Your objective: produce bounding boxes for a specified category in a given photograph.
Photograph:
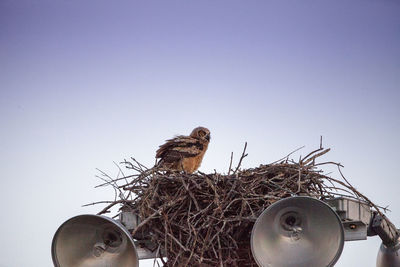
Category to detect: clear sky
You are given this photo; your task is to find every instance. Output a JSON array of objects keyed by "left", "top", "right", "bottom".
[{"left": 1, "top": 0, "right": 399, "bottom": 266}]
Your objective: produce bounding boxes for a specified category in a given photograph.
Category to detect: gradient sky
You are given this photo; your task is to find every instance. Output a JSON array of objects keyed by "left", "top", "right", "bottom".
[{"left": 1, "top": 1, "right": 399, "bottom": 266}]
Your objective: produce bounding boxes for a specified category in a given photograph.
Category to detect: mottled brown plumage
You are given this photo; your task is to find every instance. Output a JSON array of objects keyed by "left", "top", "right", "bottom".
[{"left": 156, "top": 127, "right": 211, "bottom": 173}]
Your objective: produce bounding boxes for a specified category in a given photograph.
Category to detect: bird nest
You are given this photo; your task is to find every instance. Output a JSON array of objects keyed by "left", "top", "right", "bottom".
[{"left": 87, "top": 144, "right": 385, "bottom": 267}]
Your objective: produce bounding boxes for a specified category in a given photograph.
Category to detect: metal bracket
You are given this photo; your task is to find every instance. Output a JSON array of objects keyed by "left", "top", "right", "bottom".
[{"left": 325, "top": 197, "right": 371, "bottom": 241}]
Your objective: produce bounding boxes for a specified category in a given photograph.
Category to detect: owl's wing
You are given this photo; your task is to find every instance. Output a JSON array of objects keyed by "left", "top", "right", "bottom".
[{"left": 156, "top": 135, "right": 204, "bottom": 163}]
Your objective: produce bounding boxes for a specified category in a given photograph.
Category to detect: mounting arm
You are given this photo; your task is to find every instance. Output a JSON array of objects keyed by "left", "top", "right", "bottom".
[{"left": 368, "top": 212, "right": 400, "bottom": 267}]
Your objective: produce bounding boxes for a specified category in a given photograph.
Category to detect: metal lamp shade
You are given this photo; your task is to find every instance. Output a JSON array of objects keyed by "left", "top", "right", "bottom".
[
  {"left": 52, "top": 215, "right": 139, "bottom": 267},
  {"left": 251, "top": 197, "right": 344, "bottom": 267},
  {"left": 376, "top": 241, "right": 400, "bottom": 267}
]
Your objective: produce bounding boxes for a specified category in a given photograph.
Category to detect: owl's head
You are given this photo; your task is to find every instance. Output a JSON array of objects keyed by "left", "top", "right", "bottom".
[{"left": 191, "top": 127, "right": 211, "bottom": 142}]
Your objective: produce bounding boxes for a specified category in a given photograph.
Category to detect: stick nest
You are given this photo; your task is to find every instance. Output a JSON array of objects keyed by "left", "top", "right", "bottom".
[{"left": 88, "top": 144, "right": 385, "bottom": 267}]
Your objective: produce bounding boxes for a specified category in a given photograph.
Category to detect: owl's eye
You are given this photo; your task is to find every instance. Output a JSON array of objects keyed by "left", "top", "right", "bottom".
[{"left": 198, "top": 130, "right": 206, "bottom": 137}]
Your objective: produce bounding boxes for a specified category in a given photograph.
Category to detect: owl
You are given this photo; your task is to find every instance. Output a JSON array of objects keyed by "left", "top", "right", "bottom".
[{"left": 156, "top": 127, "right": 211, "bottom": 174}]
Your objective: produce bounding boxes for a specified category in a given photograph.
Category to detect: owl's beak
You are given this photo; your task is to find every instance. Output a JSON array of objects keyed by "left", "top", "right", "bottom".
[{"left": 205, "top": 134, "right": 210, "bottom": 142}]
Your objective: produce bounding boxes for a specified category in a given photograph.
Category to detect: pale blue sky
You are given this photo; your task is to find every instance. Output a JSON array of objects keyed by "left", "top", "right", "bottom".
[{"left": 1, "top": 0, "right": 399, "bottom": 266}]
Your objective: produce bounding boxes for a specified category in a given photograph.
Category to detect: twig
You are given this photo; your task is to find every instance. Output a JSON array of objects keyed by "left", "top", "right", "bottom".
[
  {"left": 228, "top": 152, "right": 234, "bottom": 175},
  {"left": 233, "top": 142, "right": 248, "bottom": 174}
]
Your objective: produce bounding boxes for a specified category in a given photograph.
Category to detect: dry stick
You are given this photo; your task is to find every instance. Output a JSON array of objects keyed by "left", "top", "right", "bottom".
[
  {"left": 82, "top": 200, "right": 128, "bottom": 207},
  {"left": 113, "top": 161, "right": 130, "bottom": 191},
  {"left": 96, "top": 168, "right": 126, "bottom": 200},
  {"left": 217, "top": 235, "right": 223, "bottom": 267},
  {"left": 300, "top": 147, "right": 324, "bottom": 164},
  {"left": 296, "top": 167, "right": 302, "bottom": 193},
  {"left": 314, "top": 162, "right": 344, "bottom": 168},
  {"left": 270, "top": 145, "right": 305, "bottom": 164},
  {"left": 131, "top": 209, "right": 161, "bottom": 237},
  {"left": 233, "top": 142, "right": 248, "bottom": 174},
  {"left": 179, "top": 176, "right": 200, "bottom": 211},
  {"left": 131, "top": 199, "right": 180, "bottom": 237},
  {"left": 322, "top": 186, "right": 358, "bottom": 196},
  {"left": 131, "top": 157, "right": 150, "bottom": 170},
  {"left": 166, "top": 233, "right": 190, "bottom": 252},
  {"left": 95, "top": 174, "right": 137, "bottom": 188},
  {"left": 96, "top": 175, "right": 118, "bottom": 202},
  {"left": 185, "top": 213, "right": 199, "bottom": 265},
  {"left": 124, "top": 165, "right": 155, "bottom": 200},
  {"left": 301, "top": 148, "right": 330, "bottom": 166},
  {"left": 227, "top": 151, "right": 234, "bottom": 175},
  {"left": 119, "top": 167, "right": 155, "bottom": 188},
  {"left": 335, "top": 165, "right": 395, "bottom": 238},
  {"left": 152, "top": 244, "right": 161, "bottom": 267},
  {"left": 324, "top": 175, "right": 388, "bottom": 211},
  {"left": 96, "top": 199, "right": 125, "bottom": 215}
]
